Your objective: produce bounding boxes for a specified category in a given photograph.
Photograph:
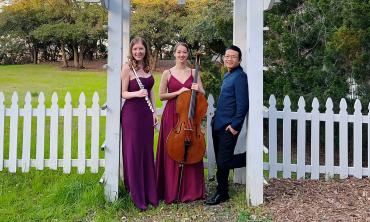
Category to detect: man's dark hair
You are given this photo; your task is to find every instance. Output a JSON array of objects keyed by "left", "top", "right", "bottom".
[{"left": 225, "top": 45, "right": 242, "bottom": 60}]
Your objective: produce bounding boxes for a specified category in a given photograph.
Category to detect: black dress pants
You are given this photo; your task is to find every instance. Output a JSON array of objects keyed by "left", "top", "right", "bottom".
[{"left": 212, "top": 127, "right": 246, "bottom": 195}]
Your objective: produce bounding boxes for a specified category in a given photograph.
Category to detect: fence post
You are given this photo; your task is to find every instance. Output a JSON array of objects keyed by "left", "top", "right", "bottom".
[
  {"left": 283, "top": 96, "right": 292, "bottom": 179},
  {"left": 206, "top": 95, "right": 216, "bottom": 180},
  {"left": 325, "top": 98, "right": 334, "bottom": 180},
  {"left": 63, "top": 92, "right": 72, "bottom": 174},
  {"left": 36, "top": 92, "right": 46, "bottom": 170},
  {"left": 50, "top": 92, "right": 59, "bottom": 170},
  {"left": 339, "top": 99, "right": 348, "bottom": 179},
  {"left": 91, "top": 92, "right": 100, "bottom": 173},
  {"left": 297, "top": 96, "right": 306, "bottom": 179},
  {"left": 268, "top": 95, "right": 277, "bottom": 178},
  {"left": 9, "top": 92, "right": 19, "bottom": 173},
  {"left": 22, "top": 92, "right": 32, "bottom": 172},
  {"left": 353, "top": 100, "right": 362, "bottom": 178},
  {"left": 78, "top": 93, "right": 87, "bottom": 174},
  {"left": 311, "top": 98, "right": 320, "bottom": 179}
]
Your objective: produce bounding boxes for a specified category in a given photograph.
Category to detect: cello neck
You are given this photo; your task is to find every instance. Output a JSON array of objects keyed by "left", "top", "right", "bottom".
[{"left": 188, "top": 54, "right": 201, "bottom": 119}]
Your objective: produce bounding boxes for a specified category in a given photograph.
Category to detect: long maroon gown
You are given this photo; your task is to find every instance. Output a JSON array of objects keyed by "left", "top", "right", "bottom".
[
  {"left": 155, "top": 72, "right": 206, "bottom": 203},
  {"left": 121, "top": 76, "right": 158, "bottom": 210}
]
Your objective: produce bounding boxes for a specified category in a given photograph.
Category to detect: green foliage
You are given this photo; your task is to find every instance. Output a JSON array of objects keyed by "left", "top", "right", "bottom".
[
  {"left": 200, "top": 57, "right": 224, "bottom": 102},
  {"left": 0, "top": 0, "right": 107, "bottom": 66},
  {"left": 131, "top": 0, "right": 186, "bottom": 68},
  {"left": 181, "top": 0, "right": 233, "bottom": 55},
  {"left": 264, "top": 0, "right": 370, "bottom": 111}
]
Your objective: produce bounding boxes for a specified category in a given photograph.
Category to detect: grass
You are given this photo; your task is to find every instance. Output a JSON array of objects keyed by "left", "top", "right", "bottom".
[
  {"left": 0, "top": 63, "right": 163, "bottom": 108},
  {"left": 0, "top": 63, "right": 268, "bottom": 221},
  {"left": 0, "top": 64, "right": 106, "bottom": 107}
]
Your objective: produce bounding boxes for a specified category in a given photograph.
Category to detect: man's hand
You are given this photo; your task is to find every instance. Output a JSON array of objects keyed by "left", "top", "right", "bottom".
[{"left": 225, "top": 125, "right": 238, "bottom": 135}]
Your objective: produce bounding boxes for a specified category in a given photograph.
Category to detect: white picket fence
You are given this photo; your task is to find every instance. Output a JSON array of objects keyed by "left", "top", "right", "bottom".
[
  {"left": 265, "top": 95, "right": 370, "bottom": 180},
  {"left": 0, "top": 91, "right": 105, "bottom": 173},
  {"left": 1, "top": 91, "right": 369, "bottom": 182}
]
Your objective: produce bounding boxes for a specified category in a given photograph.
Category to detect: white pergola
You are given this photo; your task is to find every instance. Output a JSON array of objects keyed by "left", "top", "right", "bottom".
[{"left": 102, "top": 0, "right": 278, "bottom": 206}]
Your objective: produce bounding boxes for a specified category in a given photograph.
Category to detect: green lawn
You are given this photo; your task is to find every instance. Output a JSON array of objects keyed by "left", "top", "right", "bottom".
[
  {"left": 0, "top": 63, "right": 163, "bottom": 108},
  {"left": 0, "top": 64, "right": 269, "bottom": 221}
]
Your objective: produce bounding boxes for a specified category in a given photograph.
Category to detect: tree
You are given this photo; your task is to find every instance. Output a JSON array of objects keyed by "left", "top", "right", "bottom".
[
  {"left": 32, "top": 23, "right": 76, "bottom": 67},
  {"left": 0, "top": 0, "right": 107, "bottom": 68},
  {"left": 264, "top": 0, "right": 351, "bottom": 111},
  {"left": 0, "top": 0, "right": 46, "bottom": 64},
  {"left": 131, "top": 0, "right": 184, "bottom": 69},
  {"left": 181, "top": 0, "right": 233, "bottom": 56},
  {"left": 32, "top": 0, "right": 107, "bottom": 68},
  {"left": 326, "top": 0, "right": 370, "bottom": 107}
]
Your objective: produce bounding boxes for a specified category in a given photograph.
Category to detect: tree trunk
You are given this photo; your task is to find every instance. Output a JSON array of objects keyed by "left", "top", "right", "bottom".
[
  {"left": 73, "top": 45, "right": 79, "bottom": 68},
  {"left": 150, "top": 48, "right": 159, "bottom": 71},
  {"left": 33, "top": 47, "right": 38, "bottom": 64},
  {"left": 61, "top": 43, "right": 68, "bottom": 67},
  {"left": 78, "top": 44, "right": 85, "bottom": 69}
]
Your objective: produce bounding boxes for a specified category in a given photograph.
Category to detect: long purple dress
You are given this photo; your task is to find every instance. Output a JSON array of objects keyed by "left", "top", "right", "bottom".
[
  {"left": 121, "top": 76, "right": 158, "bottom": 210},
  {"left": 155, "top": 72, "right": 206, "bottom": 203}
]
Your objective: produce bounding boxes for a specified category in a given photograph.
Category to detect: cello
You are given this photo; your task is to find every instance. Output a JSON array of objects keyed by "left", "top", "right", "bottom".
[{"left": 166, "top": 52, "right": 208, "bottom": 165}]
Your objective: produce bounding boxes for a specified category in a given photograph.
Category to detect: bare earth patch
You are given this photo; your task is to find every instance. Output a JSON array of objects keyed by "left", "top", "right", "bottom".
[{"left": 263, "top": 178, "right": 370, "bottom": 221}]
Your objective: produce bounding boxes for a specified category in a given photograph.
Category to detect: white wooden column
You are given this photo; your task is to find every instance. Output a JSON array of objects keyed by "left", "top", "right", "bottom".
[
  {"left": 119, "top": 0, "right": 130, "bottom": 182},
  {"left": 245, "top": 0, "right": 264, "bottom": 206},
  {"left": 233, "top": 0, "right": 248, "bottom": 63},
  {"left": 104, "top": 0, "right": 130, "bottom": 202},
  {"left": 233, "top": 0, "right": 248, "bottom": 184},
  {"left": 122, "top": 1, "right": 130, "bottom": 62}
]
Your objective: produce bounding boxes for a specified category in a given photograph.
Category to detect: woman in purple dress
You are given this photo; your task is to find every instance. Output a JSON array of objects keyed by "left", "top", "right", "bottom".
[
  {"left": 121, "top": 37, "right": 158, "bottom": 210},
  {"left": 156, "top": 42, "right": 206, "bottom": 203}
]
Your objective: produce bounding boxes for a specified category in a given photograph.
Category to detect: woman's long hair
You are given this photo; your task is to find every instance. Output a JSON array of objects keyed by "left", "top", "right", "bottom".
[{"left": 128, "top": 37, "right": 151, "bottom": 73}]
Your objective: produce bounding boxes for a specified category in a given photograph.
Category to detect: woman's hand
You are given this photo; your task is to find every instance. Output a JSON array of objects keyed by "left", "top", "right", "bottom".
[
  {"left": 153, "top": 114, "right": 159, "bottom": 126},
  {"left": 177, "top": 87, "right": 190, "bottom": 95},
  {"left": 136, "top": 89, "right": 148, "bottom": 98},
  {"left": 191, "top": 83, "right": 199, "bottom": 91}
]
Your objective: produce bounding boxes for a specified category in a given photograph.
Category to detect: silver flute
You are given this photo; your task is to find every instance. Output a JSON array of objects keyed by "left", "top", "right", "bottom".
[{"left": 131, "top": 68, "right": 155, "bottom": 113}]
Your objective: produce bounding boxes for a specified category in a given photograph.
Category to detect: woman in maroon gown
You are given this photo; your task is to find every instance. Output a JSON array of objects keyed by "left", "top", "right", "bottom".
[
  {"left": 121, "top": 37, "right": 158, "bottom": 210},
  {"left": 156, "top": 42, "right": 206, "bottom": 203}
]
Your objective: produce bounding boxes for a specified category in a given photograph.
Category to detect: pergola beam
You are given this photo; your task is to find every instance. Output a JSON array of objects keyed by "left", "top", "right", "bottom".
[{"left": 264, "top": 0, "right": 280, "bottom": 11}]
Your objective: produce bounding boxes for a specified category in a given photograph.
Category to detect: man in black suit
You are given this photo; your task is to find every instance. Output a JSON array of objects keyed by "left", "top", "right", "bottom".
[{"left": 206, "top": 45, "right": 249, "bottom": 205}]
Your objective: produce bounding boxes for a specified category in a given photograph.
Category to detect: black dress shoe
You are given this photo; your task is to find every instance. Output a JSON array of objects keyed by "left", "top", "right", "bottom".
[{"left": 205, "top": 193, "right": 230, "bottom": 205}]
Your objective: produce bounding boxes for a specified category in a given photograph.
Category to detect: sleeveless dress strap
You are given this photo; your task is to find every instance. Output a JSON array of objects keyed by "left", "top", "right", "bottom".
[{"left": 167, "top": 69, "right": 172, "bottom": 82}]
